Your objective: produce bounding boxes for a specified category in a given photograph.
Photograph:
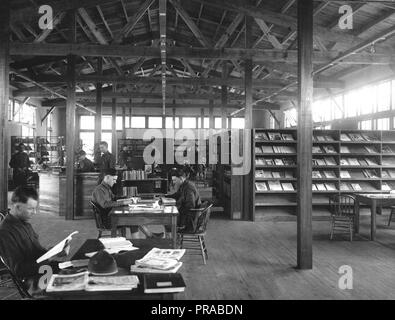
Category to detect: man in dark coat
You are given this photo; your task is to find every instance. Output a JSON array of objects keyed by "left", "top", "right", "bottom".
[
  {"left": 97, "top": 141, "right": 116, "bottom": 184},
  {"left": 77, "top": 150, "right": 95, "bottom": 172},
  {"left": 9, "top": 143, "right": 30, "bottom": 187}
]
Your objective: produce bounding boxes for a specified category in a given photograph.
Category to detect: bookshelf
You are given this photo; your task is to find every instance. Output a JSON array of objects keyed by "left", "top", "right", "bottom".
[{"left": 252, "top": 129, "right": 395, "bottom": 221}]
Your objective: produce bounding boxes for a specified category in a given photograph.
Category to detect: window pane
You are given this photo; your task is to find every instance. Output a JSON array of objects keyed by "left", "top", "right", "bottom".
[
  {"left": 377, "top": 81, "right": 391, "bottom": 112},
  {"left": 344, "top": 91, "right": 359, "bottom": 117},
  {"left": 359, "top": 120, "right": 372, "bottom": 130},
  {"left": 79, "top": 132, "right": 95, "bottom": 160},
  {"left": 165, "top": 117, "right": 173, "bottom": 128},
  {"left": 203, "top": 117, "right": 209, "bottom": 128},
  {"left": 359, "top": 86, "right": 375, "bottom": 115},
  {"left": 231, "top": 118, "right": 245, "bottom": 129},
  {"left": 175, "top": 117, "right": 180, "bottom": 129},
  {"left": 101, "top": 116, "right": 112, "bottom": 130},
  {"left": 392, "top": 80, "right": 395, "bottom": 109},
  {"left": 182, "top": 117, "right": 196, "bottom": 129},
  {"left": 102, "top": 132, "right": 112, "bottom": 152},
  {"left": 214, "top": 117, "right": 222, "bottom": 129},
  {"left": 131, "top": 116, "right": 145, "bottom": 128},
  {"left": 377, "top": 118, "right": 390, "bottom": 130},
  {"left": 148, "top": 117, "right": 163, "bottom": 128},
  {"left": 116, "top": 116, "right": 123, "bottom": 130},
  {"left": 80, "top": 116, "right": 95, "bottom": 130}
]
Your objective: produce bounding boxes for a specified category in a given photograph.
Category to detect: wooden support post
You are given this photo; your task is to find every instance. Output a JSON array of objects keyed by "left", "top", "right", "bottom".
[
  {"left": 65, "top": 10, "right": 77, "bottom": 220},
  {"left": 201, "top": 108, "right": 205, "bottom": 128},
  {"left": 209, "top": 99, "right": 214, "bottom": 128},
  {"left": 0, "top": 0, "right": 10, "bottom": 211},
  {"left": 221, "top": 63, "right": 228, "bottom": 129},
  {"left": 95, "top": 57, "right": 103, "bottom": 146},
  {"left": 172, "top": 107, "right": 176, "bottom": 128},
  {"left": 111, "top": 85, "right": 117, "bottom": 156},
  {"left": 297, "top": 0, "right": 313, "bottom": 270},
  {"left": 244, "top": 15, "right": 253, "bottom": 130},
  {"left": 122, "top": 106, "right": 126, "bottom": 139}
]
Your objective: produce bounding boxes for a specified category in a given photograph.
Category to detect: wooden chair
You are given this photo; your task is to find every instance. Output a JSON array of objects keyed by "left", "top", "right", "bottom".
[
  {"left": 329, "top": 194, "right": 357, "bottom": 241},
  {"left": 90, "top": 201, "right": 126, "bottom": 238},
  {"left": 177, "top": 202, "right": 213, "bottom": 264},
  {"left": 0, "top": 256, "right": 32, "bottom": 299}
]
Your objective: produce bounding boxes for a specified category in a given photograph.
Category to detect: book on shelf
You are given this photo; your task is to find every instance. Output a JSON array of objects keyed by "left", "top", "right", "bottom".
[
  {"left": 325, "top": 136, "right": 335, "bottom": 141},
  {"left": 340, "top": 133, "right": 351, "bottom": 141},
  {"left": 284, "top": 171, "right": 294, "bottom": 178},
  {"left": 272, "top": 172, "right": 281, "bottom": 178},
  {"left": 382, "top": 170, "right": 390, "bottom": 178},
  {"left": 255, "top": 182, "right": 268, "bottom": 191},
  {"left": 325, "top": 183, "right": 337, "bottom": 191},
  {"left": 283, "top": 158, "right": 295, "bottom": 166},
  {"left": 316, "top": 184, "right": 327, "bottom": 191},
  {"left": 323, "top": 171, "right": 337, "bottom": 178},
  {"left": 281, "top": 133, "right": 294, "bottom": 141},
  {"left": 365, "top": 158, "right": 377, "bottom": 166},
  {"left": 265, "top": 159, "right": 275, "bottom": 166},
  {"left": 255, "top": 146, "right": 263, "bottom": 154},
  {"left": 351, "top": 183, "right": 362, "bottom": 191},
  {"left": 361, "top": 133, "right": 377, "bottom": 142},
  {"left": 255, "top": 132, "right": 269, "bottom": 140},
  {"left": 340, "top": 170, "right": 351, "bottom": 178},
  {"left": 362, "top": 169, "right": 379, "bottom": 178},
  {"left": 364, "top": 146, "right": 377, "bottom": 154},
  {"left": 274, "top": 159, "right": 284, "bottom": 166},
  {"left": 340, "top": 146, "right": 350, "bottom": 153},
  {"left": 312, "top": 184, "right": 318, "bottom": 191},
  {"left": 255, "top": 170, "right": 265, "bottom": 178},
  {"left": 358, "top": 159, "right": 368, "bottom": 166},
  {"left": 282, "top": 146, "right": 296, "bottom": 153},
  {"left": 348, "top": 158, "right": 360, "bottom": 166},
  {"left": 340, "top": 158, "right": 349, "bottom": 166},
  {"left": 256, "top": 159, "right": 265, "bottom": 166},
  {"left": 281, "top": 183, "right": 294, "bottom": 191},
  {"left": 143, "top": 274, "right": 186, "bottom": 294},
  {"left": 254, "top": 182, "right": 268, "bottom": 194},
  {"left": 323, "top": 145, "right": 337, "bottom": 154},
  {"left": 325, "top": 157, "right": 337, "bottom": 166},
  {"left": 389, "top": 170, "right": 395, "bottom": 178},
  {"left": 312, "top": 146, "right": 323, "bottom": 154},
  {"left": 312, "top": 171, "right": 322, "bottom": 178},
  {"left": 340, "top": 183, "right": 350, "bottom": 191},
  {"left": 382, "top": 145, "right": 393, "bottom": 154},
  {"left": 268, "top": 181, "right": 283, "bottom": 191},
  {"left": 315, "top": 135, "right": 326, "bottom": 142},
  {"left": 349, "top": 133, "right": 365, "bottom": 142},
  {"left": 315, "top": 159, "right": 326, "bottom": 166},
  {"left": 268, "top": 132, "right": 282, "bottom": 141},
  {"left": 382, "top": 182, "right": 391, "bottom": 191},
  {"left": 261, "top": 146, "right": 274, "bottom": 153},
  {"left": 263, "top": 171, "right": 273, "bottom": 178}
]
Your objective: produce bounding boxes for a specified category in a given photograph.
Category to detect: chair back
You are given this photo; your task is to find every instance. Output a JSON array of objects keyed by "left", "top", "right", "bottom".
[
  {"left": 0, "top": 209, "right": 9, "bottom": 222},
  {"left": 90, "top": 201, "right": 107, "bottom": 230},
  {"left": 190, "top": 202, "right": 213, "bottom": 234},
  {"left": 329, "top": 194, "right": 356, "bottom": 217},
  {"left": 0, "top": 255, "right": 32, "bottom": 299}
]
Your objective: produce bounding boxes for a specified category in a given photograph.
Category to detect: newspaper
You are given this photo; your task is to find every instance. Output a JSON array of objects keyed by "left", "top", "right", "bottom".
[
  {"left": 46, "top": 271, "right": 88, "bottom": 292},
  {"left": 84, "top": 237, "right": 139, "bottom": 257},
  {"left": 134, "top": 248, "right": 186, "bottom": 271},
  {"left": 36, "top": 231, "right": 78, "bottom": 263},
  {"left": 130, "top": 262, "right": 183, "bottom": 274}
]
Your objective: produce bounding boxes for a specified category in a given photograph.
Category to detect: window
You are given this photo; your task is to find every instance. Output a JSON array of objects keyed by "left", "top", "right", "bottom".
[
  {"left": 344, "top": 90, "right": 359, "bottom": 118},
  {"left": 182, "top": 117, "right": 196, "bottom": 129},
  {"left": 377, "top": 81, "right": 391, "bottom": 112},
  {"left": 359, "top": 86, "right": 375, "bottom": 115},
  {"left": 21, "top": 125, "right": 34, "bottom": 137},
  {"left": 79, "top": 132, "right": 95, "bottom": 160},
  {"left": 359, "top": 120, "right": 372, "bottom": 130},
  {"left": 231, "top": 118, "right": 245, "bottom": 129},
  {"left": 269, "top": 115, "right": 276, "bottom": 129},
  {"left": 377, "top": 118, "right": 390, "bottom": 130},
  {"left": 313, "top": 99, "right": 331, "bottom": 122},
  {"left": 148, "top": 117, "right": 163, "bottom": 128},
  {"left": 131, "top": 116, "right": 146, "bottom": 128},
  {"left": 116, "top": 116, "right": 123, "bottom": 130},
  {"left": 284, "top": 108, "right": 297, "bottom": 128},
  {"left": 80, "top": 116, "right": 95, "bottom": 130},
  {"left": 203, "top": 117, "right": 209, "bottom": 128},
  {"left": 214, "top": 117, "right": 222, "bottom": 129},
  {"left": 392, "top": 80, "right": 395, "bottom": 109},
  {"left": 101, "top": 116, "right": 112, "bottom": 130}
]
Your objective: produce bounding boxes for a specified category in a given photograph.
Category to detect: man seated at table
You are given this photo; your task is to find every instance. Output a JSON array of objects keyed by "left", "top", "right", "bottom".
[
  {"left": 77, "top": 150, "right": 95, "bottom": 172},
  {"left": 165, "top": 167, "right": 202, "bottom": 236},
  {"left": 92, "top": 169, "right": 162, "bottom": 239},
  {"left": 0, "top": 186, "right": 68, "bottom": 293}
]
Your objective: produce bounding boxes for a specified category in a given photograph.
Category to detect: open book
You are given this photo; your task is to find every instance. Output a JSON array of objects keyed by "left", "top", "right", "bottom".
[{"left": 36, "top": 231, "right": 78, "bottom": 264}]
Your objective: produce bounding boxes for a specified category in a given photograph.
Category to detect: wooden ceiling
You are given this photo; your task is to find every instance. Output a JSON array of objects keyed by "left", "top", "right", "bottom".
[{"left": 8, "top": 0, "right": 395, "bottom": 114}]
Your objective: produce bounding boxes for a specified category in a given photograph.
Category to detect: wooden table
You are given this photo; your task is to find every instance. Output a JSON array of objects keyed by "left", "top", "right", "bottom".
[
  {"left": 355, "top": 193, "right": 395, "bottom": 240},
  {"left": 46, "top": 239, "right": 177, "bottom": 300},
  {"left": 111, "top": 205, "right": 179, "bottom": 248}
]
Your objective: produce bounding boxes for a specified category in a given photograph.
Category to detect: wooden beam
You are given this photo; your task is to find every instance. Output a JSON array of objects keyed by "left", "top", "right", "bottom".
[
  {"left": 245, "top": 15, "right": 253, "bottom": 129},
  {"left": 169, "top": 0, "right": 212, "bottom": 48},
  {"left": 11, "top": 43, "right": 395, "bottom": 66},
  {"left": 221, "top": 62, "right": 228, "bottom": 128},
  {"left": 114, "top": 0, "right": 155, "bottom": 43},
  {"left": 65, "top": 11, "right": 77, "bottom": 221},
  {"left": 111, "top": 85, "right": 117, "bottom": 155},
  {"left": 297, "top": 0, "right": 313, "bottom": 270},
  {"left": 34, "top": 11, "right": 66, "bottom": 43},
  {"left": 95, "top": 57, "right": 103, "bottom": 146},
  {"left": 0, "top": 0, "right": 10, "bottom": 211}
]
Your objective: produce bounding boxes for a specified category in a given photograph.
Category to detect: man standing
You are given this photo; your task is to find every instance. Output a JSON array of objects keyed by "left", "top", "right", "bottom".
[
  {"left": 77, "top": 150, "right": 95, "bottom": 172},
  {"left": 0, "top": 187, "right": 68, "bottom": 292},
  {"left": 9, "top": 143, "right": 31, "bottom": 187},
  {"left": 97, "top": 141, "right": 116, "bottom": 184}
]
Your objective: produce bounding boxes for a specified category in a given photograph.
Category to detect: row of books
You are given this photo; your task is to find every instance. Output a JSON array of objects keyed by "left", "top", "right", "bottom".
[
  {"left": 314, "top": 135, "right": 335, "bottom": 142},
  {"left": 122, "top": 170, "right": 148, "bottom": 180},
  {"left": 312, "top": 157, "right": 337, "bottom": 166},
  {"left": 255, "top": 170, "right": 294, "bottom": 179},
  {"left": 123, "top": 186, "right": 138, "bottom": 197},
  {"left": 312, "top": 183, "right": 337, "bottom": 191},
  {"left": 255, "top": 132, "right": 295, "bottom": 141},
  {"left": 256, "top": 145, "right": 296, "bottom": 154},
  {"left": 340, "top": 145, "right": 378, "bottom": 154},
  {"left": 312, "top": 145, "right": 337, "bottom": 154},
  {"left": 340, "top": 158, "right": 377, "bottom": 166},
  {"left": 383, "top": 145, "right": 395, "bottom": 153},
  {"left": 340, "top": 182, "right": 392, "bottom": 191},
  {"left": 340, "top": 133, "right": 377, "bottom": 142},
  {"left": 256, "top": 158, "right": 296, "bottom": 166},
  {"left": 312, "top": 171, "right": 337, "bottom": 179},
  {"left": 255, "top": 181, "right": 295, "bottom": 191}
]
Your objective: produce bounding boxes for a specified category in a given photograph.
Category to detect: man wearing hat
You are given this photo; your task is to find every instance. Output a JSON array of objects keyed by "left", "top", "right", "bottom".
[
  {"left": 92, "top": 169, "right": 162, "bottom": 239},
  {"left": 9, "top": 143, "right": 31, "bottom": 187}
]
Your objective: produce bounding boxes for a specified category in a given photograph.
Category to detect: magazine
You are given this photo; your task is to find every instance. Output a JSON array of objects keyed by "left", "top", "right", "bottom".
[
  {"left": 46, "top": 271, "right": 89, "bottom": 292},
  {"left": 133, "top": 248, "right": 186, "bottom": 271}
]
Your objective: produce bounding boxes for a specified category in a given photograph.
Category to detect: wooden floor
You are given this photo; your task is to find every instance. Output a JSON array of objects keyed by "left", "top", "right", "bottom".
[{"left": 2, "top": 208, "right": 395, "bottom": 299}]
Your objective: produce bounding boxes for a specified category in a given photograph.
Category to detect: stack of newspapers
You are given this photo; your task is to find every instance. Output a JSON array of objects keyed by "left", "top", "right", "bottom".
[{"left": 130, "top": 248, "right": 185, "bottom": 273}]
